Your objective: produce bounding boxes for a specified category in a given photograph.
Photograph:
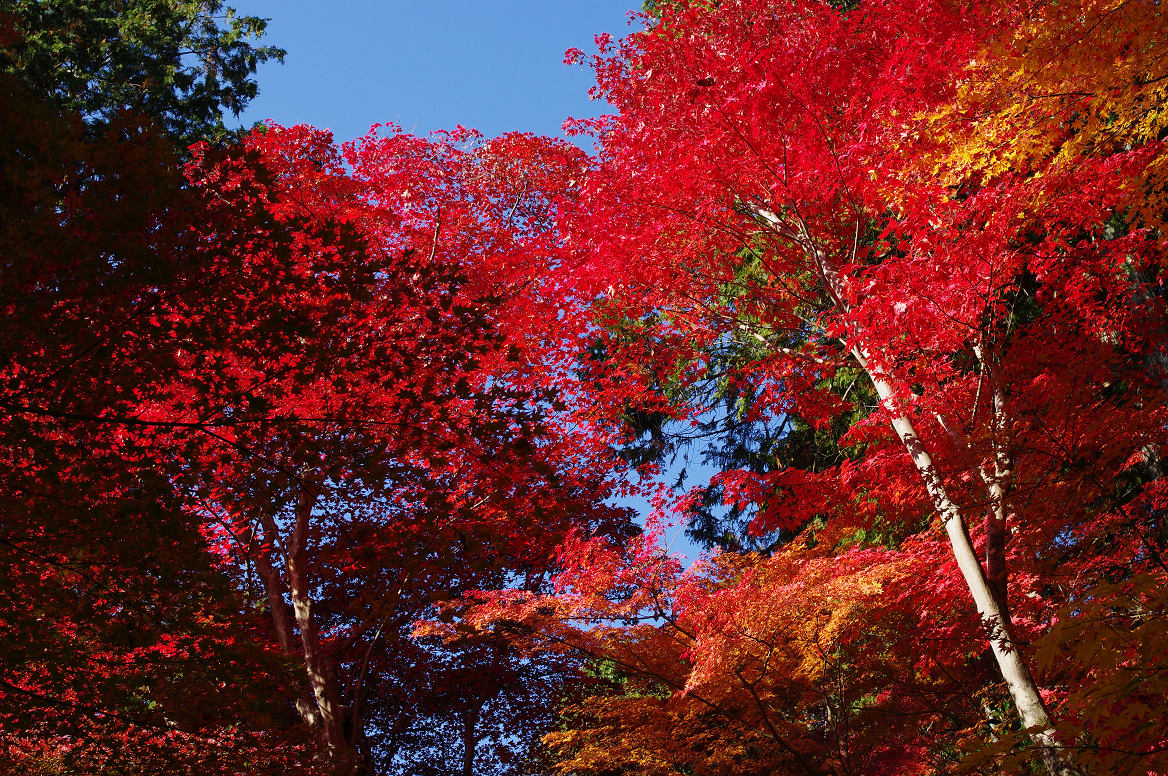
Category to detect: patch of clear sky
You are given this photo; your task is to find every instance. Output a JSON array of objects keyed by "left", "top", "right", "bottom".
[{"left": 229, "top": 0, "right": 641, "bottom": 145}]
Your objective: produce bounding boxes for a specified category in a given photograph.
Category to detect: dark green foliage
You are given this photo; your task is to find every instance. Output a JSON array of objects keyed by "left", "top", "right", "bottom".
[
  {"left": 683, "top": 361, "right": 876, "bottom": 554},
  {"left": 596, "top": 243, "right": 876, "bottom": 554},
  {"left": 0, "top": 0, "right": 283, "bottom": 145}
]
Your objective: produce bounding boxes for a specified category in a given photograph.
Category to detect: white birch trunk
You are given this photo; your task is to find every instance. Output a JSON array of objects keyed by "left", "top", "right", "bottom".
[
  {"left": 981, "top": 377, "right": 1014, "bottom": 618},
  {"left": 853, "top": 348, "right": 1071, "bottom": 775},
  {"left": 753, "top": 207, "right": 1073, "bottom": 774}
]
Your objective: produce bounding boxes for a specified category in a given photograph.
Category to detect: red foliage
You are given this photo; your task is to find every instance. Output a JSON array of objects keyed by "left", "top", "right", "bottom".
[{"left": 466, "top": 1, "right": 1168, "bottom": 773}]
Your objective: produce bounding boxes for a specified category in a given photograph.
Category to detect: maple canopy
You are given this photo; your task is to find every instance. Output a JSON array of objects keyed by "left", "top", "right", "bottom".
[
  {"left": 4, "top": 0, "right": 1168, "bottom": 775},
  {"left": 467, "top": 0, "right": 1168, "bottom": 774},
  {"left": 0, "top": 71, "right": 626, "bottom": 774}
]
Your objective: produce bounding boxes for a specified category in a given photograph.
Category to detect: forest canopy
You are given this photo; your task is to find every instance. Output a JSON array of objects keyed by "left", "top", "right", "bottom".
[{"left": 1, "top": 1, "right": 1166, "bottom": 775}]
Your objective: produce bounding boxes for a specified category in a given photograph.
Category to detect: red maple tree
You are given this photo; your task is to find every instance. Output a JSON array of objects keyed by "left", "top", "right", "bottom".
[{"left": 462, "top": 1, "right": 1168, "bottom": 773}]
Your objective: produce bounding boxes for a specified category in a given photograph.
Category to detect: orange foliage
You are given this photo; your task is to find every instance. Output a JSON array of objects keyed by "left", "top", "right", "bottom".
[
  {"left": 919, "top": 0, "right": 1168, "bottom": 226},
  {"left": 462, "top": 530, "right": 990, "bottom": 776}
]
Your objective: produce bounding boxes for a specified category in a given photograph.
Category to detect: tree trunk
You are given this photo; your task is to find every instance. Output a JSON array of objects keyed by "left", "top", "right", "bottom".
[
  {"left": 253, "top": 519, "right": 298, "bottom": 656},
  {"left": 753, "top": 208, "right": 1073, "bottom": 774},
  {"left": 461, "top": 703, "right": 481, "bottom": 776},
  {"left": 286, "top": 489, "right": 349, "bottom": 754},
  {"left": 854, "top": 347, "right": 1073, "bottom": 776},
  {"left": 983, "top": 383, "right": 1013, "bottom": 619}
]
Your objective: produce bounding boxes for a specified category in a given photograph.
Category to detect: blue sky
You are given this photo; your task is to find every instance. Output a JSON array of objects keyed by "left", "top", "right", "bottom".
[{"left": 229, "top": 1, "right": 641, "bottom": 143}]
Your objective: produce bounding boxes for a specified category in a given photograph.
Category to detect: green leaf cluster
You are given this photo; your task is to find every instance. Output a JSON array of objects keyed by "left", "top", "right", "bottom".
[{"left": 0, "top": 0, "right": 283, "bottom": 146}]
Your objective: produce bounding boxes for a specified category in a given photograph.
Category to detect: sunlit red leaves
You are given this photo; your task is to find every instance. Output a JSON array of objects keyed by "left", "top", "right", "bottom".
[{"left": 526, "top": 0, "right": 1168, "bottom": 773}]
